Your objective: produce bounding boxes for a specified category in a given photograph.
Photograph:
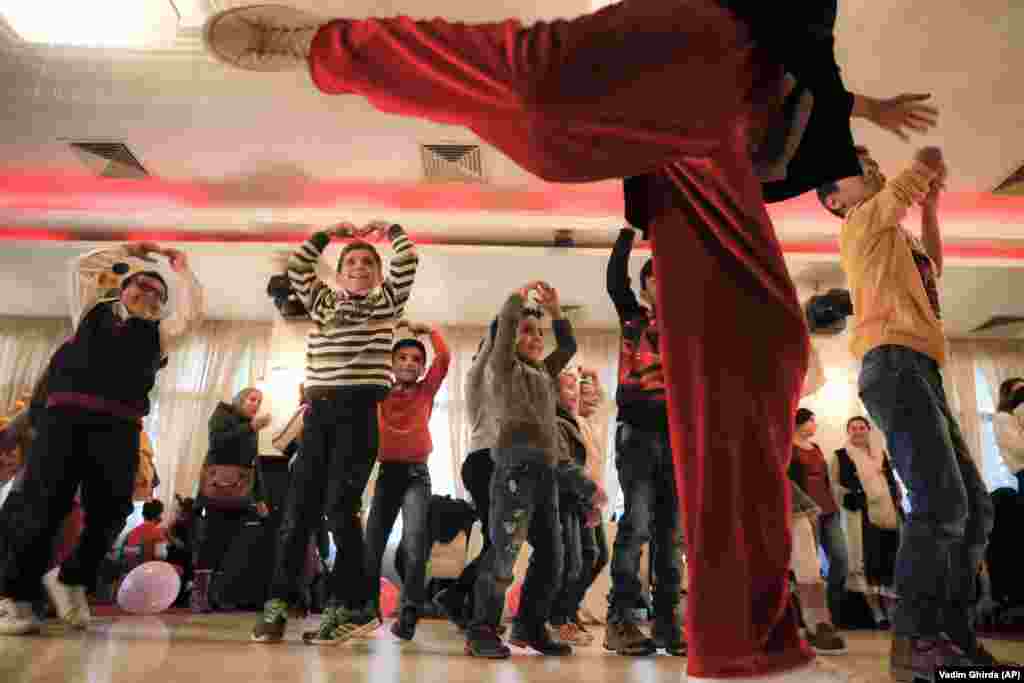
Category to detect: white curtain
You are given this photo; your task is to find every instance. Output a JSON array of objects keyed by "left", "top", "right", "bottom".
[
  {"left": 439, "top": 325, "right": 490, "bottom": 500},
  {"left": 144, "top": 320, "right": 272, "bottom": 514},
  {"left": 0, "top": 317, "right": 71, "bottom": 413},
  {"left": 969, "top": 339, "right": 1024, "bottom": 411}
]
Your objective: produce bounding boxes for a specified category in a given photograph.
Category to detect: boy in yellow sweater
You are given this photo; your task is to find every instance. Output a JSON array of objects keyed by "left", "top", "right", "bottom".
[{"left": 820, "top": 147, "right": 1001, "bottom": 679}]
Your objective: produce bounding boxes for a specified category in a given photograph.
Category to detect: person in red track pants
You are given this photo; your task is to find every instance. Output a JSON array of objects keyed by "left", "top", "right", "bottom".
[{"left": 203, "top": 2, "right": 933, "bottom": 678}]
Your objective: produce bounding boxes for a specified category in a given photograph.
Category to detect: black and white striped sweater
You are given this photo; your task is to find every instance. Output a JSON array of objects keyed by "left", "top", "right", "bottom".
[{"left": 288, "top": 226, "right": 418, "bottom": 394}]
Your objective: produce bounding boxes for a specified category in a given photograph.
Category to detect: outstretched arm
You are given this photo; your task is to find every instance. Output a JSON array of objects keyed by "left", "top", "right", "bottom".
[
  {"left": 158, "top": 249, "right": 206, "bottom": 355},
  {"left": 607, "top": 228, "right": 645, "bottom": 325},
  {"left": 69, "top": 244, "right": 137, "bottom": 328},
  {"left": 920, "top": 174, "right": 944, "bottom": 278},
  {"left": 287, "top": 230, "right": 334, "bottom": 324},
  {"left": 419, "top": 326, "right": 452, "bottom": 396}
]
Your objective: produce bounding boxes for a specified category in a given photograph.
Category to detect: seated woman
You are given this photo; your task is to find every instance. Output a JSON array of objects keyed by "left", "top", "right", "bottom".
[{"left": 192, "top": 387, "right": 271, "bottom": 612}]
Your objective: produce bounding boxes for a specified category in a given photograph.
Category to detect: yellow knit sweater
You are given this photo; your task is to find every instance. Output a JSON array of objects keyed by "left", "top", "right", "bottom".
[{"left": 839, "top": 161, "right": 946, "bottom": 365}]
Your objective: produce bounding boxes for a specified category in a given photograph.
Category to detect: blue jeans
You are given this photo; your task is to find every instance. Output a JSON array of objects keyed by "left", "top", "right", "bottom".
[
  {"left": 608, "top": 422, "right": 684, "bottom": 624},
  {"left": 817, "top": 511, "right": 849, "bottom": 625},
  {"left": 470, "top": 450, "right": 563, "bottom": 629},
  {"left": 858, "top": 346, "right": 993, "bottom": 647},
  {"left": 364, "top": 462, "right": 431, "bottom": 612}
]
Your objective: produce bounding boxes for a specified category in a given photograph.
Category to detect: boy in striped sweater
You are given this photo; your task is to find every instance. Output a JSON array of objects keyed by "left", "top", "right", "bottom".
[{"left": 252, "top": 219, "right": 419, "bottom": 645}]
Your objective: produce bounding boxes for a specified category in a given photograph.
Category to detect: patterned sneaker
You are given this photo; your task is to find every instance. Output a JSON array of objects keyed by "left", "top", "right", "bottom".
[
  {"left": 0, "top": 597, "right": 42, "bottom": 635},
  {"left": 251, "top": 599, "right": 289, "bottom": 642},
  {"left": 203, "top": 5, "right": 322, "bottom": 72},
  {"left": 302, "top": 606, "right": 381, "bottom": 646}
]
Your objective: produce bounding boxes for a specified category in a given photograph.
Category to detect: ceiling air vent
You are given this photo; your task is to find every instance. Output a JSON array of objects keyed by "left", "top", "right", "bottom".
[
  {"left": 970, "top": 316, "right": 1024, "bottom": 334},
  {"left": 993, "top": 162, "right": 1024, "bottom": 196},
  {"left": 420, "top": 143, "right": 483, "bottom": 182},
  {"left": 68, "top": 141, "right": 149, "bottom": 179}
]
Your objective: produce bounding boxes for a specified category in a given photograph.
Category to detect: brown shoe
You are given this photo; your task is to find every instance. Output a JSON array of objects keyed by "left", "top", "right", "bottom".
[
  {"left": 808, "top": 623, "right": 847, "bottom": 655},
  {"left": 553, "top": 622, "right": 594, "bottom": 646},
  {"left": 603, "top": 621, "right": 656, "bottom": 656},
  {"left": 891, "top": 635, "right": 972, "bottom": 683}
]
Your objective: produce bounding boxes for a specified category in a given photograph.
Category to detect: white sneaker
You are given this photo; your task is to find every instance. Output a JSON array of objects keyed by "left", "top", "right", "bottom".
[
  {"left": 0, "top": 597, "right": 42, "bottom": 635},
  {"left": 686, "top": 658, "right": 864, "bottom": 683},
  {"left": 203, "top": 4, "right": 322, "bottom": 72},
  {"left": 42, "top": 568, "right": 89, "bottom": 629}
]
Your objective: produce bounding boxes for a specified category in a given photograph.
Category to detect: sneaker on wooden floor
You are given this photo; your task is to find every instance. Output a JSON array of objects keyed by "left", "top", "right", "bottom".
[
  {"left": 251, "top": 598, "right": 289, "bottom": 643},
  {"left": 604, "top": 621, "right": 656, "bottom": 656},
  {"left": 203, "top": 5, "right": 322, "bottom": 72},
  {"left": 42, "top": 568, "right": 89, "bottom": 629},
  {"left": 302, "top": 605, "right": 380, "bottom": 646}
]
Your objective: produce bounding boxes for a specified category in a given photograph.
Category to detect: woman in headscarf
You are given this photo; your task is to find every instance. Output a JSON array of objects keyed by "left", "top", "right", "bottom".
[
  {"left": 833, "top": 416, "right": 903, "bottom": 629},
  {"left": 192, "top": 387, "right": 271, "bottom": 612}
]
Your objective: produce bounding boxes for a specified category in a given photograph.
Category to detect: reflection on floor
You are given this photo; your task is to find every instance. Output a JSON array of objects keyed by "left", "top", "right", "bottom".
[{"left": 2, "top": 615, "right": 1023, "bottom": 683}]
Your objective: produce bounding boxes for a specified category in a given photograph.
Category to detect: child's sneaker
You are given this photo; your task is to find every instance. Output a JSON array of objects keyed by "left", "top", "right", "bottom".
[
  {"left": 652, "top": 616, "right": 687, "bottom": 656},
  {"left": 302, "top": 605, "right": 380, "bottom": 646},
  {"left": 509, "top": 620, "right": 572, "bottom": 655},
  {"left": 251, "top": 598, "right": 289, "bottom": 642},
  {"left": 604, "top": 621, "right": 656, "bottom": 656},
  {"left": 465, "top": 625, "right": 511, "bottom": 658},
  {"left": 390, "top": 606, "right": 418, "bottom": 641},
  {"left": 808, "top": 623, "right": 847, "bottom": 655},
  {"left": 0, "top": 598, "right": 42, "bottom": 635},
  {"left": 42, "top": 568, "right": 89, "bottom": 629}
]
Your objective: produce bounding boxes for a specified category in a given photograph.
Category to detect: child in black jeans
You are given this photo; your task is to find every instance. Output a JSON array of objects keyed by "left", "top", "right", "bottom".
[
  {"left": 467, "top": 281, "right": 597, "bottom": 658},
  {"left": 252, "top": 219, "right": 418, "bottom": 645},
  {"left": 605, "top": 227, "right": 685, "bottom": 657},
  {"left": 364, "top": 322, "right": 450, "bottom": 641},
  {"left": 0, "top": 243, "right": 204, "bottom": 636}
]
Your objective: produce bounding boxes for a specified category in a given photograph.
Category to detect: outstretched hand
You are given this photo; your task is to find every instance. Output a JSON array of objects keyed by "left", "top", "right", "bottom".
[
  {"left": 533, "top": 282, "right": 561, "bottom": 317},
  {"left": 867, "top": 93, "right": 939, "bottom": 142}
]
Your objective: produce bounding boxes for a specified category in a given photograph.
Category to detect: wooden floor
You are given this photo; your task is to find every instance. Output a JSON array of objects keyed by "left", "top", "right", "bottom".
[{"left": 3, "top": 615, "right": 1022, "bottom": 683}]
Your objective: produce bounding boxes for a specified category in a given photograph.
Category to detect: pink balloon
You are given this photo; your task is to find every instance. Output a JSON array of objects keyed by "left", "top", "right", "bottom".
[
  {"left": 117, "top": 561, "right": 181, "bottom": 615},
  {"left": 379, "top": 578, "right": 399, "bottom": 618},
  {"left": 505, "top": 582, "right": 522, "bottom": 617}
]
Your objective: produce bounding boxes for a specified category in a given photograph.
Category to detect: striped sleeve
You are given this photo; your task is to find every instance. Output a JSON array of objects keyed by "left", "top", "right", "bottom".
[
  {"left": 288, "top": 232, "right": 332, "bottom": 324},
  {"left": 385, "top": 225, "right": 418, "bottom": 313}
]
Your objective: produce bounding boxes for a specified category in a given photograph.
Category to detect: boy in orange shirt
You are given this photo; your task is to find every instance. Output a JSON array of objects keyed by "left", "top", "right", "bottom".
[{"left": 365, "top": 322, "right": 450, "bottom": 641}]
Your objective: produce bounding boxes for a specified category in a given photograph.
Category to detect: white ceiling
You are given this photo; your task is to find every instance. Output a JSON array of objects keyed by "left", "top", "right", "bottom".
[
  {"left": 0, "top": 2, "right": 1022, "bottom": 336},
  {"left": 1, "top": 240, "right": 1022, "bottom": 338},
  {"left": 0, "top": 0, "right": 1022, "bottom": 246}
]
